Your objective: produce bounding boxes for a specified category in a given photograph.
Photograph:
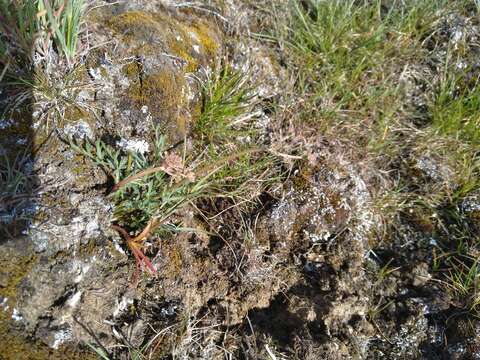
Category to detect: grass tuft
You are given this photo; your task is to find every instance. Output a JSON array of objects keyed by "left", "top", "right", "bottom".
[
  {"left": 430, "top": 68, "right": 480, "bottom": 144},
  {"left": 40, "top": 0, "right": 85, "bottom": 62},
  {"left": 0, "top": 0, "right": 85, "bottom": 70},
  {"left": 194, "top": 64, "right": 257, "bottom": 144}
]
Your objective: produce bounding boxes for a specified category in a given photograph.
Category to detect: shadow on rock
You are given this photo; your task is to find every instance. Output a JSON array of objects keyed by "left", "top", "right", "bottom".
[{"left": 0, "top": 85, "right": 37, "bottom": 240}]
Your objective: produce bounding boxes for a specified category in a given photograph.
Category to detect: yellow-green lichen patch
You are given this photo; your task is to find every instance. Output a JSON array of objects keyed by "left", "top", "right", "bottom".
[
  {"left": 0, "top": 325, "right": 97, "bottom": 360},
  {"left": 108, "top": 10, "right": 220, "bottom": 73},
  {"left": 107, "top": 11, "right": 160, "bottom": 37},
  {"left": 116, "top": 10, "right": 198, "bottom": 71},
  {"left": 128, "top": 69, "right": 184, "bottom": 107},
  {"left": 0, "top": 246, "right": 36, "bottom": 301},
  {"left": 171, "top": 19, "right": 221, "bottom": 72},
  {"left": 122, "top": 62, "right": 141, "bottom": 79},
  {"left": 0, "top": 330, "right": 95, "bottom": 360},
  {"left": 175, "top": 113, "right": 189, "bottom": 137},
  {"left": 0, "top": 247, "right": 41, "bottom": 358},
  {"left": 291, "top": 162, "right": 317, "bottom": 190},
  {"left": 188, "top": 21, "right": 221, "bottom": 60},
  {"left": 108, "top": 11, "right": 193, "bottom": 60},
  {"left": 127, "top": 69, "right": 187, "bottom": 137},
  {"left": 191, "top": 99, "right": 203, "bottom": 121},
  {"left": 84, "top": 47, "right": 104, "bottom": 70},
  {"left": 162, "top": 242, "right": 184, "bottom": 280},
  {"left": 169, "top": 39, "right": 199, "bottom": 73},
  {"left": 63, "top": 106, "right": 93, "bottom": 125}
]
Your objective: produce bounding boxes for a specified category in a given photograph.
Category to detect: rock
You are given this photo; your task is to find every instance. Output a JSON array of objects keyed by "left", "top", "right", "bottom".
[{"left": 0, "top": 1, "right": 223, "bottom": 355}]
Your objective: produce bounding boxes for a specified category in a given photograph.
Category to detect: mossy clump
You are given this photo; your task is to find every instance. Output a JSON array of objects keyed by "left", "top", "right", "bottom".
[
  {"left": 107, "top": 11, "right": 160, "bottom": 38},
  {"left": 128, "top": 68, "right": 184, "bottom": 106},
  {"left": 291, "top": 162, "right": 317, "bottom": 190},
  {"left": 164, "top": 243, "right": 184, "bottom": 279},
  {"left": 0, "top": 246, "right": 36, "bottom": 301},
  {"left": 0, "top": 321, "right": 95, "bottom": 360},
  {"left": 122, "top": 62, "right": 141, "bottom": 79},
  {"left": 108, "top": 11, "right": 197, "bottom": 71},
  {"left": 169, "top": 40, "right": 199, "bottom": 73}
]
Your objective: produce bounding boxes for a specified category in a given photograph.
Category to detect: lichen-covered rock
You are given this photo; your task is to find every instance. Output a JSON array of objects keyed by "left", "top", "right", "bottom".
[
  {"left": 0, "top": 1, "right": 223, "bottom": 356},
  {"left": 81, "top": 3, "right": 222, "bottom": 145}
]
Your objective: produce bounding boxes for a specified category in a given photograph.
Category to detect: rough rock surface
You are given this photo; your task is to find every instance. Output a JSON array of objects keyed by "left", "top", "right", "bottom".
[{"left": 1, "top": 0, "right": 224, "bottom": 357}]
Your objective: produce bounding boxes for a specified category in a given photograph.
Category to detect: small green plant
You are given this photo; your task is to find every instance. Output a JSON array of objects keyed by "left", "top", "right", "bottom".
[
  {"left": 444, "top": 255, "right": 480, "bottom": 316},
  {"left": 0, "top": 0, "right": 40, "bottom": 67},
  {"left": 194, "top": 65, "right": 257, "bottom": 144},
  {"left": 85, "top": 342, "right": 111, "bottom": 360},
  {"left": 69, "top": 129, "right": 263, "bottom": 231},
  {"left": 0, "top": 0, "right": 88, "bottom": 123},
  {"left": 0, "top": 0, "right": 85, "bottom": 69},
  {"left": 69, "top": 130, "right": 185, "bottom": 229},
  {"left": 69, "top": 130, "right": 210, "bottom": 277},
  {"left": 3, "top": 65, "right": 93, "bottom": 125},
  {"left": 367, "top": 298, "right": 394, "bottom": 322},
  {"left": 69, "top": 125, "right": 278, "bottom": 278},
  {"left": 430, "top": 70, "right": 480, "bottom": 144},
  {"left": 376, "top": 258, "right": 401, "bottom": 283},
  {"left": 40, "top": 0, "right": 85, "bottom": 61}
]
